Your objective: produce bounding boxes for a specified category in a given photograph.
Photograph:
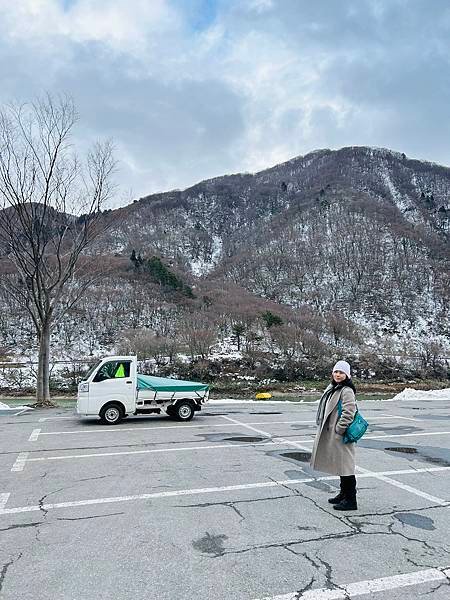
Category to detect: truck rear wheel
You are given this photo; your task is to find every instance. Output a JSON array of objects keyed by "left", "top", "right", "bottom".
[
  {"left": 173, "top": 401, "right": 194, "bottom": 421},
  {"left": 100, "top": 403, "right": 124, "bottom": 425}
]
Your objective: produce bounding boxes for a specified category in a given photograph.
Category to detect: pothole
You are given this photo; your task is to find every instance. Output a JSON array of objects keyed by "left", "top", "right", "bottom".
[
  {"left": 225, "top": 436, "right": 267, "bottom": 443},
  {"left": 280, "top": 451, "right": 311, "bottom": 462}
]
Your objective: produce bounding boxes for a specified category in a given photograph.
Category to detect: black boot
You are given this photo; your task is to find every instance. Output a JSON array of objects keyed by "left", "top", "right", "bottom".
[
  {"left": 328, "top": 491, "right": 345, "bottom": 504},
  {"left": 333, "top": 475, "right": 357, "bottom": 511},
  {"left": 328, "top": 476, "right": 345, "bottom": 504},
  {"left": 333, "top": 494, "right": 358, "bottom": 511}
]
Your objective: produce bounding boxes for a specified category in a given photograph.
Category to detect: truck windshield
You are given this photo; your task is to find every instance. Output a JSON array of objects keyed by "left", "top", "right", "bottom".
[{"left": 83, "top": 360, "right": 102, "bottom": 381}]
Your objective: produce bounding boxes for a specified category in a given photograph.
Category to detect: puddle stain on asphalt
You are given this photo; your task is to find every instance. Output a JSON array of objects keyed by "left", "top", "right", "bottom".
[
  {"left": 394, "top": 512, "right": 436, "bottom": 531},
  {"left": 384, "top": 446, "right": 450, "bottom": 467},
  {"left": 196, "top": 432, "right": 270, "bottom": 443},
  {"left": 224, "top": 436, "right": 267, "bottom": 443},
  {"left": 282, "top": 469, "right": 335, "bottom": 492},
  {"left": 279, "top": 451, "right": 312, "bottom": 462},
  {"left": 284, "top": 469, "right": 305, "bottom": 479},
  {"left": 303, "top": 480, "right": 335, "bottom": 492},
  {"left": 360, "top": 439, "right": 450, "bottom": 467},
  {"left": 290, "top": 423, "right": 316, "bottom": 431},
  {"left": 192, "top": 532, "right": 228, "bottom": 557}
]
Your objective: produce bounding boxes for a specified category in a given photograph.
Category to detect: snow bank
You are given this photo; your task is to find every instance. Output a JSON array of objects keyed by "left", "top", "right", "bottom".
[
  {"left": 0, "top": 401, "right": 33, "bottom": 415},
  {"left": 390, "top": 388, "right": 450, "bottom": 402}
]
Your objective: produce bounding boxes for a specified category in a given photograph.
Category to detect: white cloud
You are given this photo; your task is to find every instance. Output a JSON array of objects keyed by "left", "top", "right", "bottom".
[
  {"left": 0, "top": 0, "right": 180, "bottom": 53},
  {"left": 1, "top": 0, "right": 450, "bottom": 204}
]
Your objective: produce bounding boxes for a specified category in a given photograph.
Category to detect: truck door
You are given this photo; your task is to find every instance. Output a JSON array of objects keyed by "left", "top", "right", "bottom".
[{"left": 89, "top": 360, "right": 136, "bottom": 414}]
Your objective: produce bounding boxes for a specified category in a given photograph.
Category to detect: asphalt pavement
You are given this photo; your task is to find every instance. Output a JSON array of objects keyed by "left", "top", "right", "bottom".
[{"left": 0, "top": 397, "right": 449, "bottom": 600}]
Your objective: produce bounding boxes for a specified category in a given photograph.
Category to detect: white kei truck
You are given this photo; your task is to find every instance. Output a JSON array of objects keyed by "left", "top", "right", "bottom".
[{"left": 77, "top": 355, "right": 209, "bottom": 425}]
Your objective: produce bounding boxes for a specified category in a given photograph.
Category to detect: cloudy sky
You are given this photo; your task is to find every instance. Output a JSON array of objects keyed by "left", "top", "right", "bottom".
[{"left": 1, "top": 0, "right": 449, "bottom": 205}]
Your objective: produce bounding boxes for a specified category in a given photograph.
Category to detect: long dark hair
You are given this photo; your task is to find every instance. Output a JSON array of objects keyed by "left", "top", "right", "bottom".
[{"left": 331, "top": 375, "right": 356, "bottom": 394}]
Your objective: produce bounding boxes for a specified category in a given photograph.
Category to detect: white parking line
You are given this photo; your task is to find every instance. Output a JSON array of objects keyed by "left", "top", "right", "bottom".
[
  {"left": 0, "top": 493, "right": 10, "bottom": 509},
  {"left": 222, "top": 415, "right": 312, "bottom": 451},
  {"left": 363, "top": 430, "right": 450, "bottom": 440},
  {"left": 1, "top": 466, "right": 449, "bottom": 516},
  {"left": 378, "top": 413, "right": 420, "bottom": 421},
  {"left": 11, "top": 452, "right": 29, "bottom": 472},
  {"left": 256, "top": 565, "right": 450, "bottom": 600},
  {"left": 28, "top": 428, "right": 41, "bottom": 441},
  {"left": 19, "top": 440, "right": 282, "bottom": 464},
  {"left": 356, "top": 465, "right": 447, "bottom": 506},
  {"left": 28, "top": 416, "right": 416, "bottom": 438},
  {"left": 39, "top": 416, "right": 74, "bottom": 422},
  {"left": 294, "top": 430, "right": 450, "bottom": 444}
]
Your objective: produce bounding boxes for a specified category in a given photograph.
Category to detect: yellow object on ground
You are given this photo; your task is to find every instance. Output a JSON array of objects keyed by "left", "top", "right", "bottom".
[{"left": 255, "top": 392, "right": 272, "bottom": 399}]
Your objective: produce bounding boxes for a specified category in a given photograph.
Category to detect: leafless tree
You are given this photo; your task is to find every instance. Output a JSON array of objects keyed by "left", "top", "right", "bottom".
[{"left": 0, "top": 94, "right": 116, "bottom": 405}]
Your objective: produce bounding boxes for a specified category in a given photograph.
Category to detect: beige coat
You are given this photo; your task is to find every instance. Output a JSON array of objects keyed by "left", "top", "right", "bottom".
[{"left": 310, "top": 385, "right": 357, "bottom": 476}]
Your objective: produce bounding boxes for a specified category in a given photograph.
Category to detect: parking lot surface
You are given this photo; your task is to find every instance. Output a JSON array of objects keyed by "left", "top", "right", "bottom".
[{"left": 1, "top": 397, "right": 449, "bottom": 599}]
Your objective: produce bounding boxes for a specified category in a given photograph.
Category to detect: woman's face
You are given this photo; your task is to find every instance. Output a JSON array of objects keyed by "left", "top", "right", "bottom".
[{"left": 332, "top": 369, "right": 347, "bottom": 383}]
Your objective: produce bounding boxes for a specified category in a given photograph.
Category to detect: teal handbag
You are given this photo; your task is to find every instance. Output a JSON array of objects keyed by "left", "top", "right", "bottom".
[{"left": 337, "top": 399, "right": 368, "bottom": 444}]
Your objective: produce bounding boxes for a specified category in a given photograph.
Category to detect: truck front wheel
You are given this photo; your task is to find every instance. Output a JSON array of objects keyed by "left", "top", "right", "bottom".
[
  {"left": 173, "top": 401, "right": 194, "bottom": 422},
  {"left": 100, "top": 403, "right": 124, "bottom": 425}
]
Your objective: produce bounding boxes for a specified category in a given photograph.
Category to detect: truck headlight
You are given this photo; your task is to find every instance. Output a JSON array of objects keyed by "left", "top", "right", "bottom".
[{"left": 79, "top": 382, "right": 89, "bottom": 393}]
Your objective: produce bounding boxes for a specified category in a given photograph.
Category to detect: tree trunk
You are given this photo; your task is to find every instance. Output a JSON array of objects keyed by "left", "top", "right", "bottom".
[{"left": 36, "top": 322, "right": 55, "bottom": 407}]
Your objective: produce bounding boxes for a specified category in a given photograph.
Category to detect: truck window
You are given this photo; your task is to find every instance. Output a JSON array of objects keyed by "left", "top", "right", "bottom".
[{"left": 94, "top": 361, "right": 130, "bottom": 382}]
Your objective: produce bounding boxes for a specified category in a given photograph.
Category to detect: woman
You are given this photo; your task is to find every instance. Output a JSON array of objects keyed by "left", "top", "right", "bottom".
[{"left": 310, "top": 360, "right": 358, "bottom": 511}]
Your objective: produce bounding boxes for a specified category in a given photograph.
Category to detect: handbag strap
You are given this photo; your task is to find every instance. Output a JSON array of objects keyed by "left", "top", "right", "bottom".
[{"left": 337, "top": 396, "right": 358, "bottom": 417}]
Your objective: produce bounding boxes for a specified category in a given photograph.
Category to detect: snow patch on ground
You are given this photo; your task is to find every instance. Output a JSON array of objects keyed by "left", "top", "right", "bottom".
[{"left": 390, "top": 388, "right": 450, "bottom": 401}]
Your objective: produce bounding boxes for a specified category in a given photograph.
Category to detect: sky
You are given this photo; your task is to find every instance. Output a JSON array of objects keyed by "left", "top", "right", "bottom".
[{"left": 1, "top": 0, "right": 450, "bottom": 206}]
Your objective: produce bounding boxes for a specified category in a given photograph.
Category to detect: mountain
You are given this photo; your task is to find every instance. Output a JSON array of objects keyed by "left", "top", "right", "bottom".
[
  {"left": 1, "top": 146, "right": 449, "bottom": 383},
  {"left": 103, "top": 145, "right": 449, "bottom": 269}
]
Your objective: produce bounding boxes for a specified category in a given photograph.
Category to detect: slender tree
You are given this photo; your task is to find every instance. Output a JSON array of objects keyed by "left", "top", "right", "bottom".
[{"left": 0, "top": 94, "right": 116, "bottom": 405}]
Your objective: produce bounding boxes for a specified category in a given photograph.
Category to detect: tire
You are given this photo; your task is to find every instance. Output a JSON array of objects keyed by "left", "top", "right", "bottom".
[
  {"left": 166, "top": 405, "right": 175, "bottom": 418},
  {"left": 99, "top": 403, "right": 124, "bottom": 425},
  {"left": 173, "top": 401, "right": 194, "bottom": 422}
]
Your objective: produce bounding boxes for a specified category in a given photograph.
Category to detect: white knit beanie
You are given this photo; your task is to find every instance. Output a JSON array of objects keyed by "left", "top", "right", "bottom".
[{"left": 332, "top": 360, "right": 351, "bottom": 379}]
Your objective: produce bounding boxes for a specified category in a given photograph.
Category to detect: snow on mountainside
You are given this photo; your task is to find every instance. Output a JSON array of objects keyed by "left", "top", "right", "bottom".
[{"left": 1, "top": 146, "right": 449, "bottom": 383}]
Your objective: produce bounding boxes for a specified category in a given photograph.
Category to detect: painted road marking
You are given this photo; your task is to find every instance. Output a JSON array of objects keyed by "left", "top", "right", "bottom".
[
  {"left": 293, "top": 430, "right": 450, "bottom": 444},
  {"left": 223, "top": 415, "right": 450, "bottom": 507},
  {"left": 19, "top": 441, "right": 282, "bottom": 464},
  {"left": 356, "top": 465, "right": 447, "bottom": 506},
  {"left": 28, "top": 428, "right": 41, "bottom": 441},
  {"left": 221, "top": 415, "right": 312, "bottom": 451},
  {"left": 363, "top": 430, "right": 450, "bottom": 440},
  {"left": 39, "top": 416, "right": 74, "bottom": 422},
  {"left": 256, "top": 566, "right": 450, "bottom": 599},
  {"left": 1, "top": 466, "right": 449, "bottom": 516},
  {"left": 378, "top": 413, "right": 420, "bottom": 421},
  {"left": 18, "top": 429, "right": 450, "bottom": 466},
  {"left": 28, "top": 416, "right": 416, "bottom": 438},
  {"left": 0, "top": 493, "right": 10, "bottom": 509},
  {"left": 11, "top": 452, "right": 29, "bottom": 472}
]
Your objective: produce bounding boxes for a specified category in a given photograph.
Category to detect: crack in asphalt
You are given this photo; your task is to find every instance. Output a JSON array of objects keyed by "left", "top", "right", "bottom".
[
  {"left": 57, "top": 512, "right": 124, "bottom": 521},
  {"left": 223, "top": 526, "right": 447, "bottom": 558},
  {"left": 293, "top": 575, "right": 315, "bottom": 599},
  {"left": 267, "top": 476, "right": 358, "bottom": 534},
  {"left": 176, "top": 494, "right": 293, "bottom": 511},
  {"left": 0, "top": 522, "right": 42, "bottom": 532},
  {"left": 0, "top": 552, "right": 23, "bottom": 595}
]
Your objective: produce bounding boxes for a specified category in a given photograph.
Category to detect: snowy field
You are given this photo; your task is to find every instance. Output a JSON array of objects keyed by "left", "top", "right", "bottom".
[{"left": 0, "top": 393, "right": 449, "bottom": 599}]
